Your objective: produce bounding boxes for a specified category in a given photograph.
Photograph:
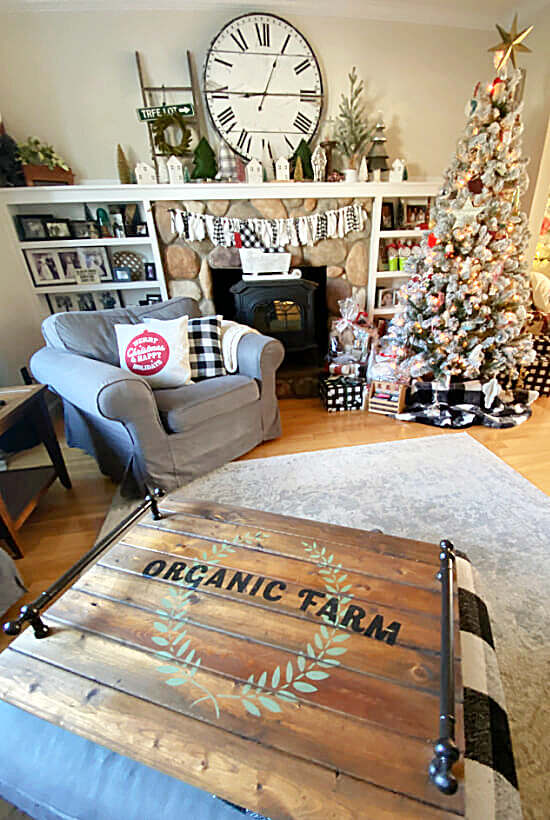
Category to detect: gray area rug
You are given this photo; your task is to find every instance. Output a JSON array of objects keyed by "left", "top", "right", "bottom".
[{"left": 170, "top": 433, "right": 548, "bottom": 820}]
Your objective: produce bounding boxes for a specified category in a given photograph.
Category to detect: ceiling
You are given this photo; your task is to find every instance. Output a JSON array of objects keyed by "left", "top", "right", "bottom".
[{"left": 0, "top": 0, "right": 548, "bottom": 30}]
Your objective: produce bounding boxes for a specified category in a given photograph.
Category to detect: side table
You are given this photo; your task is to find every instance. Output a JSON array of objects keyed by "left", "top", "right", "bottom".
[{"left": 0, "top": 385, "right": 71, "bottom": 559}]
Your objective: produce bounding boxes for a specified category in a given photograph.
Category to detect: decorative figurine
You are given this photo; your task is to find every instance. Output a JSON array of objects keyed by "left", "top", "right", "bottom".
[
  {"left": 217, "top": 142, "right": 238, "bottom": 181},
  {"left": 389, "top": 158, "right": 406, "bottom": 183},
  {"left": 246, "top": 158, "right": 263, "bottom": 184},
  {"left": 311, "top": 144, "right": 327, "bottom": 182},
  {"left": 134, "top": 162, "right": 158, "bottom": 184},
  {"left": 275, "top": 156, "right": 290, "bottom": 181},
  {"left": 358, "top": 156, "right": 369, "bottom": 182},
  {"left": 167, "top": 155, "right": 184, "bottom": 185}
]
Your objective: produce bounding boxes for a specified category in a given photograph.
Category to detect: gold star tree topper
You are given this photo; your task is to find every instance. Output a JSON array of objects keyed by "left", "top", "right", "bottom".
[{"left": 489, "top": 15, "right": 533, "bottom": 70}]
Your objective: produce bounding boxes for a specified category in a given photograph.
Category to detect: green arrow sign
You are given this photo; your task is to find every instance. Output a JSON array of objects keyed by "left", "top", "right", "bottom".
[{"left": 137, "top": 103, "right": 194, "bottom": 121}]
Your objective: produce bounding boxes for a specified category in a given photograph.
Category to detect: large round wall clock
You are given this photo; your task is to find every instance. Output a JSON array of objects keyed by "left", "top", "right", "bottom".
[{"left": 204, "top": 13, "right": 324, "bottom": 161}]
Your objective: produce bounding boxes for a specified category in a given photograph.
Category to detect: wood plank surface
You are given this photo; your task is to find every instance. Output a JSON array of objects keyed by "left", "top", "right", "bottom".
[
  {"left": 0, "top": 651, "right": 462, "bottom": 820},
  {"left": 0, "top": 499, "right": 465, "bottom": 819}
]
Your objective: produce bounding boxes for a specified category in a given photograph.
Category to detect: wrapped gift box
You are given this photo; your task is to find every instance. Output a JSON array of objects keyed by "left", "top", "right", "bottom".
[
  {"left": 518, "top": 355, "right": 550, "bottom": 396},
  {"left": 319, "top": 375, "right": 367, "bottom": 412}
]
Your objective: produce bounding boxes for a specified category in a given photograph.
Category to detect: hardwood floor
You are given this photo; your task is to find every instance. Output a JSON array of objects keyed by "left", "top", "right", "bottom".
[{"left": 1, "top": 394, "right": 549, "bottom": 651}]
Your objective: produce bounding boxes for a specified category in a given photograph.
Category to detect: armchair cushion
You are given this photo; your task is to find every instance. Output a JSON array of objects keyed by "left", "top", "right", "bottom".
[
  {"left": 40, "top": 297, "right": 202, "bottom": 367},
  {"left": 155, "top": 375, "right": 259, "bottom": 433}
]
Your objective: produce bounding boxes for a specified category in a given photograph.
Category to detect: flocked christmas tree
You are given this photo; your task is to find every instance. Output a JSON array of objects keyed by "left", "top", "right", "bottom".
[{"left": 382, "top": 60, "right": 535, "bottom": 384}]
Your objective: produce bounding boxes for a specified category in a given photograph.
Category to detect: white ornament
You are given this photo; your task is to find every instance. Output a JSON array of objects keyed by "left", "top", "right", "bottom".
[
  {"left": 453, "top": 196, "right": 485, "bottom": 227},
  {"left": 372, "top": 168, "right": 382, "bottom": 182},
  {"left": 246, "top": 158, "right": 264, "bottom": 184},
  {"left": 358, "top": 157, "right": 369, "bottom": 182},
  {"left": 275, "top": 156, "right": 290, "bottom": 181},
  {"left": 156, "top": 156, "right": 169, "bottom": 184},
  {"left": 311, "top": 145, "right": 327, "bottom": 182},
  {"left": 389, "top": 158, "right": 405, "bottom": 183},
  {"left": 167, "top": 155, "right": 184, "bottom": 185},
  {"left": 134, "top": 162, "right": 158, "bottom": 185}
]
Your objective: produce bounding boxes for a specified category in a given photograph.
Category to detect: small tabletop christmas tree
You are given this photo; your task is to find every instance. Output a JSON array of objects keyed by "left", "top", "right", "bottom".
[
  {"left": 335, "top": 67, "right": 372, "bottom": 170},
  {"left": 366, "top": 115, "right": 388, "bottom": 173},
  {"left": 191, "top": 137, "right": 217, "bottom": 180},
  {"left": 291, "top": 139, "right": 313, "bottom": 179},
  {"left": 382, "top": 43, "right": 535, "bottom": 386}
]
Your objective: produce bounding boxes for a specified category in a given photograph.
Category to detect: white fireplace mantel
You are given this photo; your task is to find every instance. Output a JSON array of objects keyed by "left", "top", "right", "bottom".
[{"left": 0, "top": 180, "right": 440, "bottom": 205}]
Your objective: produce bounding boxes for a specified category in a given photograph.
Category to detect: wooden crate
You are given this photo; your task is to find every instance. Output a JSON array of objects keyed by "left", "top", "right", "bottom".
[{"left": 368, "top": 380, "right": 407, "bottom": 415}]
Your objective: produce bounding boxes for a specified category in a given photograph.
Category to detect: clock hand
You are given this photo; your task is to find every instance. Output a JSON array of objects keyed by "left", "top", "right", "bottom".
[{"left": 257, "top": 57, "right": 278, "bottom": 111}]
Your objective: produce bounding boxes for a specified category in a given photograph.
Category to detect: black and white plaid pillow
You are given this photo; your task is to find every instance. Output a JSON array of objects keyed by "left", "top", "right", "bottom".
[{"left": 188, "top": 315, "right": 226, "bottom": 380}]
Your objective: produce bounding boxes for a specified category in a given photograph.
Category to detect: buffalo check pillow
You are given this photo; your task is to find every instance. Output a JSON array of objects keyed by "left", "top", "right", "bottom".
[{"left": 187, "top": 315, "right": 227, "bottom": 380}]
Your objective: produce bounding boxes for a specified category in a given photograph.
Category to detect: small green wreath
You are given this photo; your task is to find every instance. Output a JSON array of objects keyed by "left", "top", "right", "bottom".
[{"left": 152, "top": 112, "right": 191, "bottom": 157}]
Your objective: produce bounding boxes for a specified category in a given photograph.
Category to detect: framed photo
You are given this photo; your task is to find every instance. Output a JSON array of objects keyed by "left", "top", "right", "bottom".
[
  {"left": 133, "top": 222, "right": 149, "bottom": 237},
  {"left": 15, "top": 215, "right": 49, "bottom": 241},
  {"left": 405, "top": 202, "right": 429, "bottom": 228},
  {"left": 79, "top": 247, "right": 111, "bottom": 281},
  {"left": 57, "top": 250, "right": 82, "bottom": 282},
  {"left": 24, "top": 249, "right": 64, "bottom": 285},
  {"left": 144, "top": 262, "right": 157, "bottom": 281},
  {"left": 112, "top": 266, "right": 132, "bottom": 282},
  {"left": 381, "top": 202, "right": 395, "bottom": 230},
  {"left": 377, "top": 287, "right": 396, "bottom": 309},
  {"left": 43, "top": 218, "right": 72, "bottom": 240},
  {"left": 47, "top": 290, "right": 122, "bottom": 314}
]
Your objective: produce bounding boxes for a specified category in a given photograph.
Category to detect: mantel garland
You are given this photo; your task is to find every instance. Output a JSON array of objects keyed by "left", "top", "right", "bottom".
[{"left": 169, "top": 203, "right": 367, "bottom": 248}]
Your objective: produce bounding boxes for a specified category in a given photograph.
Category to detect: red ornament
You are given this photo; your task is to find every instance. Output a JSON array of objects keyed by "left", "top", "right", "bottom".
[
  {"left": 428, "top": 232, "right": 438, "bottom": 247},
  {"left": 467, "top": 176, "right": 483, "bottom": 194}
]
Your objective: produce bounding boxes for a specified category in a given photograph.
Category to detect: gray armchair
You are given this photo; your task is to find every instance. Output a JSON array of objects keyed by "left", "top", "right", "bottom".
[{"left": 30, "top": 297, "right": 284, "bottom": 494}]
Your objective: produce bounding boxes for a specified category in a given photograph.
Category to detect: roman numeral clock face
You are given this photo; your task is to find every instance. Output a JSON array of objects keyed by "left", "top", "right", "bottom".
[{"left": 204, "top": 14, "right": 324, "bottom": 161}]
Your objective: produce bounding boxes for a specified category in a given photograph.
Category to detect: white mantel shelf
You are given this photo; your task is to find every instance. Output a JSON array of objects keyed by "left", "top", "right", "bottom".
[{"left": 0, "top": 180, "right": 440, "bottom": 204}]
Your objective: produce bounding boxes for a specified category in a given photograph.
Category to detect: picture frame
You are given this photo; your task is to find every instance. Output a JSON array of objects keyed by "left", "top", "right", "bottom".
[
  {"left": 404, "top": 202, "right": 429, "bottom": 229},
  {"left": 69, "top": 220, "right": 92, "bottom": 239},
  {"left": 47, "top": 290, "right": 122, "bottom": 314},
  {"left": 381, "top": 202, "right": 395, "bottom": 230},
  {"left": 144, "top": 262, "right": 157, "bottom": 281},
  {"left": 43, "top": 218, "right": 72, "bottom": 240},
  {"left": 24, "top": 249, "right": 64, "bottom": 285},
  {"left": 57, "top": 250, "right": 82, "bottom": 282},
  {"left": 15, "top": 215, "right": 50, "bottom": 241},
  {"left": 112, "top": 266, "right": 132, "bottom": 282},
  {"left": 79, "top": 246, "right": 112, "bottom": 281},
  {"left": 377, "top": 287, "right": 396, "bottom": 309},
  {"left": 133, "top": 222, "right": 149, "bottom": 237}
]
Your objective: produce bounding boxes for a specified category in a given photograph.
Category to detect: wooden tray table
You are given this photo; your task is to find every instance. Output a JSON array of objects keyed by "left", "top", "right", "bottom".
[{"left": 0, "top": 493, "right": 467, "bottom": 819}]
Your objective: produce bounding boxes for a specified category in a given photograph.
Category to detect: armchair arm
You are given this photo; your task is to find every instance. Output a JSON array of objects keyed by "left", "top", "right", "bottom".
[
  {"left": 235, "top": 333, "right": 284, "bottom": 439},
  {"left": 30, "top": 347, "right": 177, "bottom": 486}
]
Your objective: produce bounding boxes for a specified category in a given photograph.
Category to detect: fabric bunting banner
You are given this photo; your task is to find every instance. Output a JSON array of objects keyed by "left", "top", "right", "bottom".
[{"left": 169, "top": 203, "right": 367, "bottom": 249}]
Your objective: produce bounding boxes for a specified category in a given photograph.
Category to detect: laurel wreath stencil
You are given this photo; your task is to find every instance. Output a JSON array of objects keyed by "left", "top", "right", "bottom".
[{"left": 151, "top": 533, "right": 352, "bottom": 718}]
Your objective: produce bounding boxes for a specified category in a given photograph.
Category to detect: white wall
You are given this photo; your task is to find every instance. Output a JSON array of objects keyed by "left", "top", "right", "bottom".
[
  {"left": 0, "top": 9, "right": 493, "bottom": 181},
  {"left": 0, "top": 6, "right": 547, "bottom": 385}
]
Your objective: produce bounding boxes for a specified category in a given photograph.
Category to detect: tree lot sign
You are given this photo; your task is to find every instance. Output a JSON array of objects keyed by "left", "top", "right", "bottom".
[{"left": 137, "top": 103, "right": 194, "bottom": 121}]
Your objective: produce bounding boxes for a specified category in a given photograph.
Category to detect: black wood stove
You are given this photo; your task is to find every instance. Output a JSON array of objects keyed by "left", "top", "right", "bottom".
[{"left": 230, "top": 278, "right": 318, "bottom": 355}]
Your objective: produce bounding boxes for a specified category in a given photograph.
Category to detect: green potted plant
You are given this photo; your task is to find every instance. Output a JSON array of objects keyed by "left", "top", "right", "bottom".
[
  {"left": 335, "top": 67, "right": 373, "bottom": 182},
  {"left": 17, "top": 137, "right": 74, "bottom": 185}
]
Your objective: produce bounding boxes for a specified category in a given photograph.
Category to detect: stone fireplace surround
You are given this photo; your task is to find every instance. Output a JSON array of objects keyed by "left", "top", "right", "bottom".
[{"left": 153, "top": 195, "right": 371, "bottom": 321}]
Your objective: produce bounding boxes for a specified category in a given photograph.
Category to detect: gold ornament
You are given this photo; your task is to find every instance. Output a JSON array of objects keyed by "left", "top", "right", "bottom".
[{"left": 488, "top": 15, "right": 533, "bottom": 70}]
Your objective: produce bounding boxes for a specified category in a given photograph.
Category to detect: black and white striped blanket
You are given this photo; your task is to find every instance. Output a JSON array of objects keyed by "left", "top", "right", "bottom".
[{"left": 456, "top": 553, "right": 523, "bottom": 820}]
